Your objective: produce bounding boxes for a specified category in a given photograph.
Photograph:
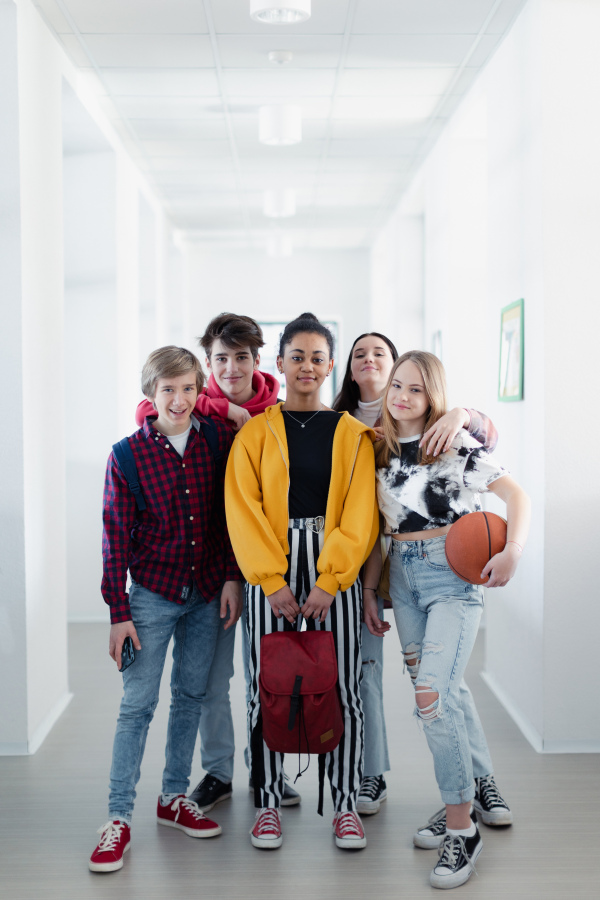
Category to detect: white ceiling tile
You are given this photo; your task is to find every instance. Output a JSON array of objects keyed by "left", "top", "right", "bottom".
[
  {"left": 131, "top": 119, "right": 229, "bottom": 141},
  {"left": 227, "top": 97, "right": 332, "bottom": 118},
  {"left": 315, "top": 185, "right": 393, "bottom": 207},
  {"left": 217, "top": 35, "right": 343, "bottom": 68},
  {"left": 153, "top": 171, "right": 238, "bottom": 189},
  {"left": 53, "top": 0, "right": 209, "bottom": 34},
  {"left": 329, "top": 138, "right": 420, "bottom": 158},
  {"left": 171, "top": 210, "right": 247, "bottom": 229},
  {"left": 141, "top": 157, "right": 236, "bottom": 173},
  {"left": 333, "top": 96, "right": 440, "bottom": 120},
  {"left": 346, "top": 34, "right": 477, "bottom": 67},
  {"left": 235, "top": 139, "right": 326, "bottom": 159},
  {"left": 142, "top": 140, "right": 232, "bottom": 158},
  {"left": 240, "top": 158, "right": 321, "bottom": 175},
  {"left": 211, "top": 0, "right": 350, "bottom": 35},
  {"left": 61, "top": 34, "right": 214, "bottom": 68},
  {"left": 34, "top": 0, "right": 72, "bottom": 32},
  {"left": 100, "top": 69, "right": 221, "bottom": 96},
  {"left": 352, "top": 1, "right": 497, "bottom": 34},
  {"left": 338, "top": 68, "right": 457, "bottom": 97},
  {"left": 329, "top": 120, "right": 429, "bottom": 140},
  {"left": 231, "top": 116, "right": 329, "bottom": 142},
  {"left": 323, "top": 157, "right": 412, "bottom": 174},
  {"left": 221, "top": 69, "right": 336, "bottom": 98},
  {"left": 113, "top": 97, "right": 222, "bottom": 120}
]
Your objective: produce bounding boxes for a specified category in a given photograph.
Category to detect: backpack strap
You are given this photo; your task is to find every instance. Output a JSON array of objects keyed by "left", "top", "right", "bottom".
[
  {"left": 196, "top": 416, "right": 224, "bottom": 467},
  {"left": 112, "top": 438, "right": 147, "bottom": 512}
]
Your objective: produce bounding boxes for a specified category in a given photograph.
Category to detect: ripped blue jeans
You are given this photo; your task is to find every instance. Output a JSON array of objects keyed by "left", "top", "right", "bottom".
[{"left": 388, "top": 535, "right": 493, "bottom": 805}]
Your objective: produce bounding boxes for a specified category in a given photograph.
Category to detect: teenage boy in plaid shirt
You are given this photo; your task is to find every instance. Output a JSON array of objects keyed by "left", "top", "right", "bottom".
[{"left": 89, "top": 346, "right": 242, "bottom": 873}]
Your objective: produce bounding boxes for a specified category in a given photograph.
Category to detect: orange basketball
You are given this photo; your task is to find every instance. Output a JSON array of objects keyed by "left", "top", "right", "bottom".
[{"left": 444, "top": 512, "right": 507, "bottom": 585}]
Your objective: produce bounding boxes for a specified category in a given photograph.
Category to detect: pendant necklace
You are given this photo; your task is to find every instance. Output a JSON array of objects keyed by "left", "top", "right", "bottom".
[{"left": 283, "top": 405, "right": 323, "bottom": 428}]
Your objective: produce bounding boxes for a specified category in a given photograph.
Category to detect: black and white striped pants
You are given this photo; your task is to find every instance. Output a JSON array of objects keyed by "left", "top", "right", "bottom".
[{"left": 246, "top": 518, "right": 364, "bottom": 812}]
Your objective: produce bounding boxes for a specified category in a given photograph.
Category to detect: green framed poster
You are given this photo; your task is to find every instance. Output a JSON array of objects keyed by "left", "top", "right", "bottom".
[{"left": 498, "top": 298, "right": 524, "bottom": 402}]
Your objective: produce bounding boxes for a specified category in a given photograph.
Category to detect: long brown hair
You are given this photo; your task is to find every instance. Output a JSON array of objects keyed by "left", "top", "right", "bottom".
[
  {"left": 332, "top": 332, "right": 398, "bottom": 413},
  {"left": 375, "top": 351, "right": 448, "bottom": 468}
]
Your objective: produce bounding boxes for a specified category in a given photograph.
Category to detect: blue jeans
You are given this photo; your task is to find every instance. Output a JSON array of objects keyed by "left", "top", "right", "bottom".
[
  {"left": 360, "top": 597, "right": 390, "bottom": 776},
  {"left": 108, "top": 581, "right": 222, "bottom": 822},
  {"left": 388, "top": 536, "right": 493, "bottom": 805},
  {"left": 197, "top": 611, "right": 236, "bottom": 783}
]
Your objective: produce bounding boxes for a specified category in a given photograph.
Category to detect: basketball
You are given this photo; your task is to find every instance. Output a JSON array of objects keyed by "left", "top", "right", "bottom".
[{"left": 444, "top": 512, "right": 507, "bottom": 584}]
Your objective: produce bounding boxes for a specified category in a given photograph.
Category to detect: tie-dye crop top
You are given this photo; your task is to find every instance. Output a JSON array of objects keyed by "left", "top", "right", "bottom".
[{"left": 376, "top": 430, "right": 508, "bottom": 534}]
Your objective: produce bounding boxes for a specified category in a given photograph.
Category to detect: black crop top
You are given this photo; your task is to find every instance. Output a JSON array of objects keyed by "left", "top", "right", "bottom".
[{"left": 282, "top": 409, "right": 341, "bottom": 518}]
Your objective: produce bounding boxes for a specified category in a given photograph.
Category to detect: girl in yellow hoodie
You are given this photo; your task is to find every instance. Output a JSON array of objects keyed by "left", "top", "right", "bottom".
[{"left": 225, "top": 312, "right": 379, "bottom": 852}]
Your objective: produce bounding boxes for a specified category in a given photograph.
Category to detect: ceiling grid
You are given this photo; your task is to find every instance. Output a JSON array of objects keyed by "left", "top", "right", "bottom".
[{"left": 34, "top": 0, "right": 529, "bottom": 250}]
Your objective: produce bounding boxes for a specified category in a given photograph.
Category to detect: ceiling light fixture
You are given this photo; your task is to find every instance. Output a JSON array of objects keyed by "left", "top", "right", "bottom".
[
  {"left": 268, "top": 50, "right": 294, "bottom": 65},
  {"left": 263, "top": 188, "right": 296, "bottom": 218},
  {"left": 266, "top": 232, "right": 293, "bottom": 258},
  {"left": 259, "top": 104, "right": 302, "bottom": 145},
  {"left": 250, "top": 1, "right": 311, "bottom": 24}
]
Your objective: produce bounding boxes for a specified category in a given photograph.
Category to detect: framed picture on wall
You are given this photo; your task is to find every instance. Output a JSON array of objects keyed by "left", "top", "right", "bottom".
[{"left": 498, "top": 298, "right": 524, "bottom": 402}]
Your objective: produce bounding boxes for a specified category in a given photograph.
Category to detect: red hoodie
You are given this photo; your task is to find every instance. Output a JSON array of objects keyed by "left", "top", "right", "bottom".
[{"left": 135, "top": 370, "right": 281, "bottom": 428}]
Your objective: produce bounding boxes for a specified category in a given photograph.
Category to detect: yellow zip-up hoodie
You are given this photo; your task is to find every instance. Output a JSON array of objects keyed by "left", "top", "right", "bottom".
[{"left": 225, "top": 403, "right": 379, "bottom": 597}]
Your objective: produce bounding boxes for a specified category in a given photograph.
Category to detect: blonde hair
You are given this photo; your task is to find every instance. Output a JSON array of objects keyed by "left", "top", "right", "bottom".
[
  {"left": 375, "top": 351, "right": 447, "bottom": 468},
  {"left": 142, "top": 345, "right": 205, "bottom": 398}
]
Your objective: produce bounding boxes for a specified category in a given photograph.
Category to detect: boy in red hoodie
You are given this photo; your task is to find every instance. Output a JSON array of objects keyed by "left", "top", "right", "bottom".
[{"left": 135, "top": 314, "right": 300, "bottom": 812}]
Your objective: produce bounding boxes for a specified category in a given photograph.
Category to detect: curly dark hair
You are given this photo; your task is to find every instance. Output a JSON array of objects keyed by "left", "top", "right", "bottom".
[{"left": 278, "top": 312, "right": 334, "bottom": 358}]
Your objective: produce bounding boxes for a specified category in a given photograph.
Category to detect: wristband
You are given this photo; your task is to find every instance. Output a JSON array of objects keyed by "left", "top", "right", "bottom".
[
  {"left": 506, "top": 540, "right": 523, "bottom": 552},
  {"left": 363, "top": 587, "right": 378, "bottom": 592}
]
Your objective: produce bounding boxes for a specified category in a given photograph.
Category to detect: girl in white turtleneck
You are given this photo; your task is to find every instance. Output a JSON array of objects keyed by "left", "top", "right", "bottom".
[{"left": 333, "top": 332, "right": 498, "bottom": 817}]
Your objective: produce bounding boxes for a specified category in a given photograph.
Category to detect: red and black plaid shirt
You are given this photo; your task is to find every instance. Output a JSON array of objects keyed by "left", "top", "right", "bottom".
[{"left": 102, "top": 415, "right": 241, "bottom": 624}]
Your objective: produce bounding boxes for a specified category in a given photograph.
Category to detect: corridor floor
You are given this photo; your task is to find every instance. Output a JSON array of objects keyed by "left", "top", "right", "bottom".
[{"left": 1, "top": 621, "right": 598, "bottom": 899}]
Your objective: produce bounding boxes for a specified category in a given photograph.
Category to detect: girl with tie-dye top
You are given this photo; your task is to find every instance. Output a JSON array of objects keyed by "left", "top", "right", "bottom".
[
  {"left": 332, "top": 332, "right": 500, "bottom": 820},
  {"left": 363, "top": 350, "right": 530, "bottom": 891}
]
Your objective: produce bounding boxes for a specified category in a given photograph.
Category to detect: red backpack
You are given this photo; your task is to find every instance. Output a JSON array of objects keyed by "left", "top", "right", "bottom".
[{"left": 258, "top": 630, "right": 344, "bottom": 813}]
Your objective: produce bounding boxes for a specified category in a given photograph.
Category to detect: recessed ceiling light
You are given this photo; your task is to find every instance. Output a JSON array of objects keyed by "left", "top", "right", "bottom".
[
  {"left": 268, "top": 50, "right": 294, "bottom": 65},
  {"left": 264, "top": 188, "right": 296, "bottom": 218},
  {"left": 250, "top": 1, "right": 311, "bottom": 25},
  {"left": 259, "top": 105, "right": 302, "bottom": 145},
  {"left": 267, "top": 231, "right": 293, "bottom": 258}
]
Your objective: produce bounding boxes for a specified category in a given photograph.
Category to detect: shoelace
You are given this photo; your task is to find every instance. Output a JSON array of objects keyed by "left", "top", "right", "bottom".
[
  {"left": 96, "top": 820, "right": 126, "bottom": 852},
  {"left": 478, "top": 775, "right": 507, "bottom": 808},
  {"left": 335, "top": 812, "right": 363, "bottom": 838},
  {"left": 254, "top": 808, "right": 281, "bottom": 836},
  {"left": 437, "top": 834, "right": 478, "bottom": 877},
  {"left": 170, "top": 796, "right": 206, "bottom": 822},
  {"left": 359, "top": 776, "right": 382, "bottom": 800},
  {"left": 419, "top": 807, "right": 446, "bottom": 834}
]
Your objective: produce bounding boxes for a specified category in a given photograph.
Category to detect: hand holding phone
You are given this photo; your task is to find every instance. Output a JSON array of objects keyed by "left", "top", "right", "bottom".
[{"left": 121, "top": 636, "right": 136, "bottom": 672}]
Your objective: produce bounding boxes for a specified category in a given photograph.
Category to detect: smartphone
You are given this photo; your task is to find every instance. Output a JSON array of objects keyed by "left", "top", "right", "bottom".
[{"left": 121, "top": 636, "right": 136, "bottom": 672}]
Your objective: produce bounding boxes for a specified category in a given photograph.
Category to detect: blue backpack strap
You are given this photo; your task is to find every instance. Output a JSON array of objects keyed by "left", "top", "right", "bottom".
[
  {"left": 112, "top": 437, "right": 147, "bottom": 512},
  {"left": 197, "top": 416, "right": 223, "bottom": 467}
]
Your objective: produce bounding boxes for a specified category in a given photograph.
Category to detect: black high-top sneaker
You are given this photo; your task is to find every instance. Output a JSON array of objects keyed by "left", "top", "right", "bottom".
[
  {"left": 430, "top": 824, "right": 483, "bottom": 889},
  {"left": 474, "top": 775, "right": 513, "bottom": 826}
]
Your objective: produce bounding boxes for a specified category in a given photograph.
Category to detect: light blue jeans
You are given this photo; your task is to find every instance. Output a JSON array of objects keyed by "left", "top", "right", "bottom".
[
  {"left": 360, "top": 598, "right": 390, "bottom": 777},
  {"left": 388, "top": 536, "right": 494, "bottom": 805},
  {"left": 108, "top": 581, "right": 222, "bottom": 822},
  {"left": 197, "top": 612, "right": 236, "bottom": 783}
]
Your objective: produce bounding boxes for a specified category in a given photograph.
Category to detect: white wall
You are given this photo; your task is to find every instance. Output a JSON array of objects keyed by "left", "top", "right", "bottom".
[
  {"left": 369, "top": 0, "right": 600, "bottom": 752},
  {"left": 0, "top": 0, "right": 185, "bottom": 750},
  {"left": 182, "top": 245, "right": 371, "bottom": 391}
]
